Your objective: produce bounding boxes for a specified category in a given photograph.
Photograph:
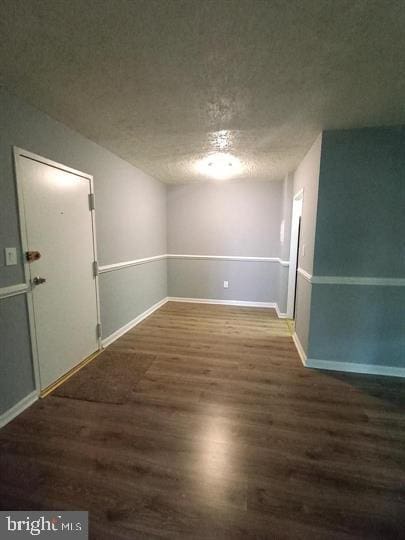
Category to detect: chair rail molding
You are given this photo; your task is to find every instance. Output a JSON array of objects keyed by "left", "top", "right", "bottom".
[
  {"left": 98, "top": 254, "right": 167, "bottom": 273},
  {"left": 0, "top": 283, "right": 30, "bottom": 300},
  {"left": 99, "top": 254, "right": 290, "bottom": 273},
  {"left": 292, "top": 332, "right": 405, "bottom": 378},
  {"left": 297, "top": 268, "right": 405, "bottom": 287},
  {"left": 167, "top": 254, "right": 289, "bottom": 264}
]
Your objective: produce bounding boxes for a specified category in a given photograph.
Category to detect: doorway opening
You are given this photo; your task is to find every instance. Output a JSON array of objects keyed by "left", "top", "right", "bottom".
[
  {"left": 14, "top": 147, "right": 101, "bottom": 394},
  {"left": 286, "top": 189, "right": 303, "bottom": 320}
]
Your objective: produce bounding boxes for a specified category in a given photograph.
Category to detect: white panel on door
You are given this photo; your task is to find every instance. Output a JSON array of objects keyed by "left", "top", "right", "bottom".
[{"left": 19, "top": 156, "right": 99, "bottom": 390}]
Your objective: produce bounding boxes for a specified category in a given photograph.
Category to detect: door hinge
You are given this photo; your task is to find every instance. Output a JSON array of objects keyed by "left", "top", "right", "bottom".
[
  {"left": 88, "top": 193, "right": 96, "bottom": 211},
  {"left": 96, "top": 323, "right": 102, "bottom": 339},
  {"left": 92, "top": 260, "right": 99, "bottom": 277}
]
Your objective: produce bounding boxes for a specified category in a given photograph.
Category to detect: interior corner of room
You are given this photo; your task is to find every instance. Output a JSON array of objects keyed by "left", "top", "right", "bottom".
[
  {"left": 2, "top": 92, "right": 403, "bottom": 424},
  {"left": 0, "top": 2, "right": 404, "bottom": 535}
]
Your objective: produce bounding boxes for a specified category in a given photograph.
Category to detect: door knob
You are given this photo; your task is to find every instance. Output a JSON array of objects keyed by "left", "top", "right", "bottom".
[{"left": 32, "top": 276, "right": 46, "bottom": 285}]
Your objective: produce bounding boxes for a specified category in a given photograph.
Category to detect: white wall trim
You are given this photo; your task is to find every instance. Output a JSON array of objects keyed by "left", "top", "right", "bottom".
[
  {"left": 312, "top": 275, "right": 405, "bottom": 286},
  {"left": 99, "top": 254, "right": 167, "bottom": 274},
  {"left": 275, "top": 304, "right": 287, "bottom": 318},
  {"left": 0, "top": 390, "right": 38, "bottom": 429},
  {"left": 297, "top": 267, "right": 312, "bottom": 283},
  {"left": 167, "top": 296, "right": 283, "bottom": 310},
  {"left": 305, "top": 358, "right": 405, "bottom": 378},
  {"left": 292, "top": 332, "right": 307, "bottom": 366},
  {"left": 292, "top": 332, "right": 405, "bottom": 378},
  {"left": 286, "top": 189, "right": 304, "bottom": 318},
  {"left": 102, "top": 297, "right": 169, "bottom": 348},
  {"left": 104, "top": 295, "right": 287, "bottom": 349},
  {"left": 0, "top": 283, "right": 29, "bottom": 300},
  {"left": 99, "top": 254, "right": 290, "bottom": 274},
  {"left": 167, "top": 254, "right": 287, "bottom": 263},
  {"left": 297, "top": 267, "right": 405, "bottom": 287}
]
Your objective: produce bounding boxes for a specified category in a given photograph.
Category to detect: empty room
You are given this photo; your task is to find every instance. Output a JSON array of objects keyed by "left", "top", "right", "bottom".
[{"left": 0, "top": 0, "right": 404, "bottom": 538}]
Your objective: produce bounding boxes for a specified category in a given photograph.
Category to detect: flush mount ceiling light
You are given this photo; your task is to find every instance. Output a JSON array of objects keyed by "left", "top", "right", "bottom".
[{"left": 196, "top": 153, "right": 242, "bottom": 180}]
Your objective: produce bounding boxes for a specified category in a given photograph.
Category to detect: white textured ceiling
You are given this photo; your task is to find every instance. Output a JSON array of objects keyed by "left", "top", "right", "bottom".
[{"left": 1, "top": 0, "right": 405, "bottom": 183}]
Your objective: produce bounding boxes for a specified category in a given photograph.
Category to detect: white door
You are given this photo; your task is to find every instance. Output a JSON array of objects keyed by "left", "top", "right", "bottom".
[{"left": 16, "top": 151, "right": 100, "bottom": 390}]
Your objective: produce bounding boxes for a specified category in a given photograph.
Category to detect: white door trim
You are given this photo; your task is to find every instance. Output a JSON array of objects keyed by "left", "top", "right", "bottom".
[
  {"left": 13, "top": 147, "right": 102, "bottom": 395},
  {"left": 286, "top": 189, "right": 304, "bottom": 319}
]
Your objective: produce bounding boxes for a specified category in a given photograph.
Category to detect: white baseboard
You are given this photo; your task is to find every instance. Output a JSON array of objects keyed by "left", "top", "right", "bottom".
[
  {"left": 305, "top": 358, "right": 405, "bottom": 378},
  {"left": 102, "top": 297, "right": 169, "bottom": 348},
  {"left": 275, "top": 304, "right": 287, "bottom": 319},
  {"left": 102, "top": 296, "right": 285, "bottom": 349},
  {"left": 0, "top": 390, "right": 38, "bottom": 429},
  {"left": 292, "top": 332, "right": 307, "bottom": 365},
  {"left": 167, "top": 296, "right": 279, "bottom": 310},
  {"left": 292, "top": 332, "right": 405, "bottom": 378}
]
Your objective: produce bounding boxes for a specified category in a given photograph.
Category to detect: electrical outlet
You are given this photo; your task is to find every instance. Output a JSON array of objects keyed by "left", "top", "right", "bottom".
[
  {"left": 223, "top": 280, "right": 229, "bottom": 288},
  {"left": 5, "top": 247, "right": 17, "bottom": 266}
]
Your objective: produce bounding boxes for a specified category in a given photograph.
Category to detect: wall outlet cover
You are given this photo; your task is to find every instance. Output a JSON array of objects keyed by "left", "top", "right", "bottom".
[
  {"left": 223, "top": 280, "right": 229, "bottom": 288},
  {"left": 280, "top": 220, "right": 285, "bottom": 243}
]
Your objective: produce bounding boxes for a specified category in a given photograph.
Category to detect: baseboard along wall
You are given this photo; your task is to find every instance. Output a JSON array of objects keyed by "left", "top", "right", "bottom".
[
  {"left": 3, "top": 297, "right": 403, "bottom": 430},
  {"left": 102, "top": 296, "right": 287, "bottom": 348},
  {"left": 0, "top": 390, "right": 38, "bottom": 429},
  {"left": 101, "top": 297, "right": 169, "bottom": 348},
  {"left": 292, "top": 332, "right": 405, "bottom": 379}
]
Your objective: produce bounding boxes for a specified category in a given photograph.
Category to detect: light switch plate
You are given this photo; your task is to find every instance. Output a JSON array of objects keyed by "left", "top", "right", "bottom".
[
  {"left": 5, "top": 247, "right": 17, "bottom": 266},
  {"left": 223, "top": 280, "right": 229, "bottom": 288},
  {"left": 280, "top": 220, "right": 285, "bottom": 243}
]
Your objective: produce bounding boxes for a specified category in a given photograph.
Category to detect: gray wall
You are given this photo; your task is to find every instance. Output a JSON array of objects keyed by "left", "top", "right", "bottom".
[
  {"left": 100, "top": 259, "right": 167, "bottom": 338},
  {"left": 0, "top": 294, "right": 35, "bottom": 412},
  {"left": 293, "top": 134, "right": 322, "bottom": 276},
  {"left": 308, "top": 127, "right": 405, "bottom": 368},
  {"left": 276, "top": 265, "right": 290, "bottom": 314},
  {"left": 167, "top": 180, "right": 287, "bottom": 305},
  {"left": 292, "top": 134, "right": 322, "bottom": 353},
  {"left": 0, "top": 88, "right": 167, "bottom": 415},
  {"left": 167, "top": 180, "right": 282, "bottom": 256},
  {"left": 168, "top": 259, "right": 279, "bottom": 303}
]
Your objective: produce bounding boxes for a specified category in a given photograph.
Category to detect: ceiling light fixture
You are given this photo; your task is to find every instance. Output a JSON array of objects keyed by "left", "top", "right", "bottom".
[{"left": 196, "top": 153, "right": 242, "bottom": 180}]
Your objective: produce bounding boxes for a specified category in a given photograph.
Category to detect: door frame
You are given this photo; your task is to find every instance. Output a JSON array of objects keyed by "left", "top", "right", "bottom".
[
  {"left": 13, "top": 146, "right": 102, "bottom": 393},
  {"left": 286, "top": 188, "right": 304, "bottom": 319}
]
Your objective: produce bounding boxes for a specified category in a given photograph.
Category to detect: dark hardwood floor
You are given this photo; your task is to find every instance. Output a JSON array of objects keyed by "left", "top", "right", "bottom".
[{"left": 1, "top": 301, "right": 404, "bottom": 539}]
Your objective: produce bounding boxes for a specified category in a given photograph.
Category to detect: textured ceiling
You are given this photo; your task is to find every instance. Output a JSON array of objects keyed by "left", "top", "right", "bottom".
[{"left": 1, "top": 0, "right": 405, "bottom": 183}]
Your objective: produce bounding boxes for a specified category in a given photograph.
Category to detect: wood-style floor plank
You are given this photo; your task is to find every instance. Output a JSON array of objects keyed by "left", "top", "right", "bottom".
[{"left": 0, "top": 301, "right": 404, "bottom": 539}]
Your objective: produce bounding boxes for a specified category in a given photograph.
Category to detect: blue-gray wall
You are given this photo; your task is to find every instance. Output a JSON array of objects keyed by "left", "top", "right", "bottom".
[
  {"left": 0, "top": 88, "right": 167, "bottom": 415},
  {"left": 308, "top": 127, "right": 405, "bottom": 368},
  {"left": 314, "top": 127, "right": 405, "bottom": 278},
  {"left": 309, "top": 285, "right": 404, "bottom": 367}
]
